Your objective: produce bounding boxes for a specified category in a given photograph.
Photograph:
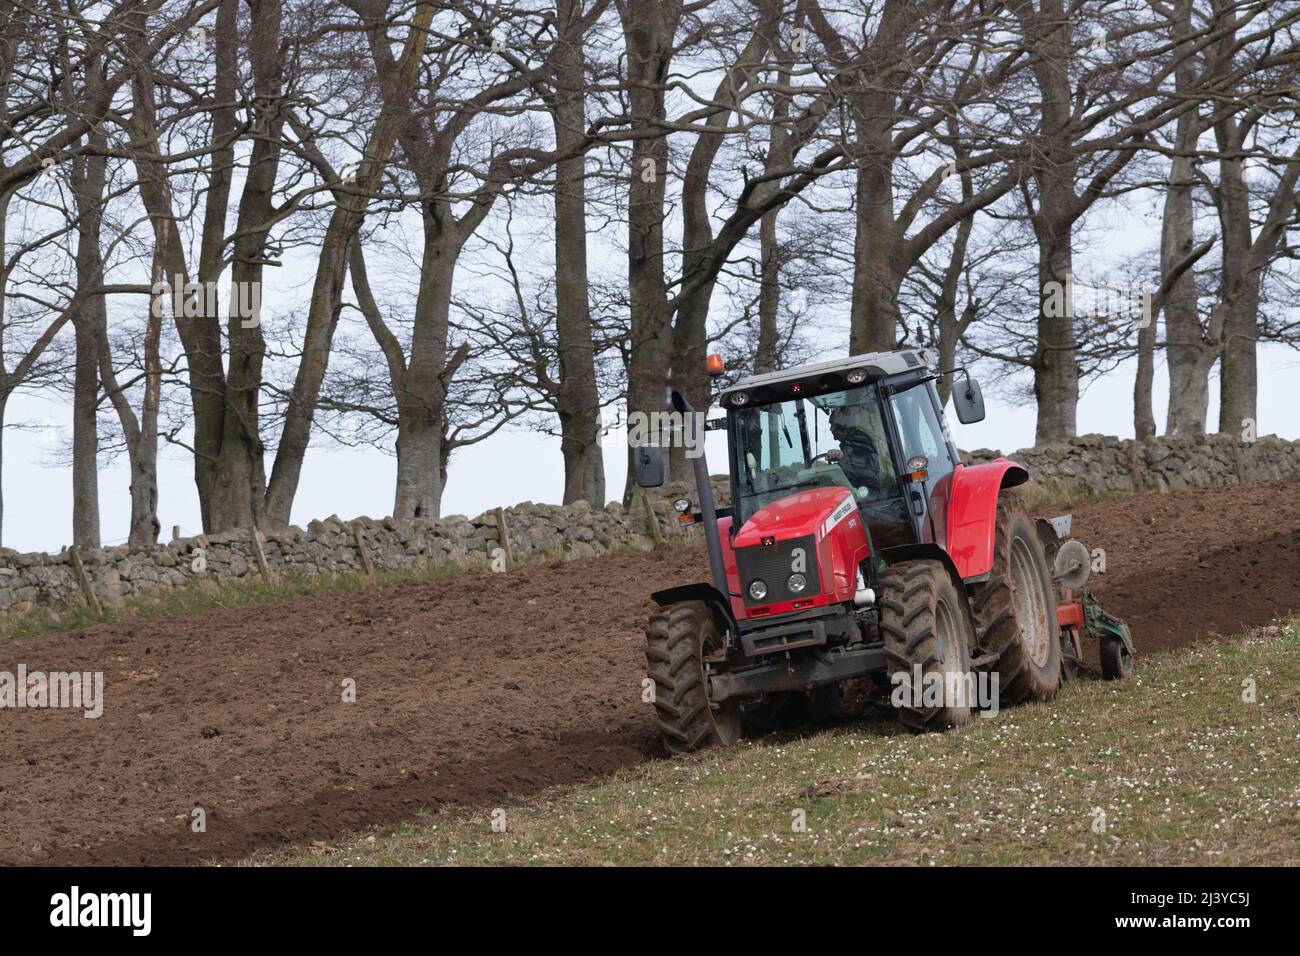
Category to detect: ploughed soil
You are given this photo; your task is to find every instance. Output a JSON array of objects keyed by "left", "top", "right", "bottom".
[{"left": 2, "top": 479, "right": 1297, "bottom": 866}]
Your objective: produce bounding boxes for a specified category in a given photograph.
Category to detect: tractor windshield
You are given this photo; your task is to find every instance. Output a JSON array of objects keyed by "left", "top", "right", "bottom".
[{"left": 731, "top": 385, "right": 901, "bottom": 527}]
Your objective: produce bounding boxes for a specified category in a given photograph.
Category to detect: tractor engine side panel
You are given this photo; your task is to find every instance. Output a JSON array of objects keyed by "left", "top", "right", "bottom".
[
  {"left": 811, "top": 496, "right": 873, "bottom": 600},
  {"left": 717, "top": 515, "right": 746, "bottom": 621},
  {"left": 818, "top": 500, "right": 871, "bottom": 603}
]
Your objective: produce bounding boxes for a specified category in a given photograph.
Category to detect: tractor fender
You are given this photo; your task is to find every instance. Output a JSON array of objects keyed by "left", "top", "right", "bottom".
[
  {"left": 945, "top": 460, "right": 1030, "bottom": 581},
  {"left": 651, "top": 583, "right": 739, "bottom": 637}
]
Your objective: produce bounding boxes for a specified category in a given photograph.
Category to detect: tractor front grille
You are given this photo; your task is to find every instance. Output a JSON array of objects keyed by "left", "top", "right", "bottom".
[{"left": 735, "top": 534, "right": 819, "bottom": 607}]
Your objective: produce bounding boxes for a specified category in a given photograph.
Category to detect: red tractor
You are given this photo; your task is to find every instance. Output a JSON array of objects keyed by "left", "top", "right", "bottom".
[{"left": 634, "top": 349, "right": 1134, "bottom": 753}]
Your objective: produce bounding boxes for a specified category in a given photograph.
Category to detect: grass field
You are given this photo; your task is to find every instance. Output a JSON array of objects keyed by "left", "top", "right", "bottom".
[{"left": 254, "top": 620, "right": 1300, "bottom": 867}]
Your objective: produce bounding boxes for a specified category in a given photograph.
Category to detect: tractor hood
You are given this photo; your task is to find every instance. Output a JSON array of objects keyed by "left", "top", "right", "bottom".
[{"left": 732, "top": 486, "right": 857, "bottom": 548}]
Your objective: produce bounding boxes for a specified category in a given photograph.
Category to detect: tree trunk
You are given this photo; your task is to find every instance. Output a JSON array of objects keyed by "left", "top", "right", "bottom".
[
  {"left": 667, "top": 17, "right": 771, "bottom": 484},
  {"left": 98, "top": 229, "right": 166, "bottom": 551},
  {"left": 0, "top": 395, "right": 7, "bottom": 545},
  {"left": 264, "top": 1, "right": 437, "bottom": 526},
  {"left": 619, "top": 0, "right": 681, "bottom": 504},
  {"left": 1022, "top": 0, "right": 1080, "bottom": 445},
  {"left": 1161, "top": 0, "right": 1209, "bottom": 436},
  {"left": 0, "top": 191, "right": 8, "bottom": 545},
  {"left": 207, "top": 0, "right": 282, "bottom": 531},
  {"left": 849, "top": 150, "right": 904, "bottom": 354},
  {"left": 70, "top": 146, "right": 108, "bottom": 550},
  {"left": 390, "top": 212, "right": 459, "bottom": 521},
  {"left": 1215, "top": 140, "right": 1257, "bottom": 434},
  {"left": 1217, "top": 286, "right": 1258, "bottom": 434},
  {"left": 1205, "top": 25, "right": 1300, "bottom": 433},
  {"left": 1133, "top": 319, "right": 1156, "bottom": 440},
  {"left": 71, "top": 288, "right": 102, "bottom": 553},
  {"left": 1031, "top": 226, "right": 1079, "bottom": 444},
  {"left": 553, "top": 0, "right": 604, "bottom": 505},
  {"left": 265, "top": 212, "right": 354, "bottom": 527},
  {"left": 934, "top": 192, "right": 975, "bottom": 406},
  {"left": 191, "top": 0, "right": 240, "bottom": 531},
  {"left": 393, "top": 415, "right": 443, "bottom": 520},
  {"left": 837, "top": 0, "right": 911, "bottom": 355}
]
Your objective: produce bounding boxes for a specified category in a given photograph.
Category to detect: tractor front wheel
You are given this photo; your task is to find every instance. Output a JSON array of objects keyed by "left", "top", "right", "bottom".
[
  {"left": 644, "top": 601, "right": 741, "bottom": 754},
  {"left": 879, "top": 560, "right": 974, "bottom": 732},
  {"left": 971, "top": 503, "right": 1062, "bottom": 705}
]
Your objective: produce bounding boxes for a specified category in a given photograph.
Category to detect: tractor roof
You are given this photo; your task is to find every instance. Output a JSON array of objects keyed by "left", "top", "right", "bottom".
[{"left": 718, "top": 348, "right": 935, "bottom": 404}]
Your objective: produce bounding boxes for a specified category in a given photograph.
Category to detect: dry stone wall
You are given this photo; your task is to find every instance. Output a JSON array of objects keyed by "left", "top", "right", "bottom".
[
  {"left": 3, "top": 432, "right": 1296, "bottom": 614},
  {"left": 961, "top": 432, "right": 1300, "bottom": 497}
]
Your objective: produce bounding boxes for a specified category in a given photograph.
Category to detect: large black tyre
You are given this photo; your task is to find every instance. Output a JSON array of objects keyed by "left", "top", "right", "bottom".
[
  {"left": 970, "top": 503, "right": 1062, "bottom": 705},
  {"left": 879, "top": 561, "right": 974, "bottom": 732},
  {"left": 644, "top": 601, "right": 741, "bottom": 754}
]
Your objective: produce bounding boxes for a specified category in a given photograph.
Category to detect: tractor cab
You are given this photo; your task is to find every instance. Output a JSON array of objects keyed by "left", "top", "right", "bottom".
[{"left": 719, "top": 349, "right": 983, "bottom": 556}]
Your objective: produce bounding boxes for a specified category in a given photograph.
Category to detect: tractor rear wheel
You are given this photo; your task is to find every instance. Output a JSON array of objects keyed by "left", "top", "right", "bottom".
[
  {"left": 644, "top": 601, "right": 741, "bottom": 754},
  {"left": 971, "top": 503, "right": 1062, "bottom": 705},
  {"left": 879, "top": 561, "right": 974, "bottom": 732}
]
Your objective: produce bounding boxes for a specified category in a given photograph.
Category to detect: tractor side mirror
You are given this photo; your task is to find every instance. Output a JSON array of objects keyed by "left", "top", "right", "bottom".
[
  {"left": 952, "top": 374, "right": 986, "bottom": 424},
  {"left": 633, "top": 445, "right": 665, "bottom": 488}
]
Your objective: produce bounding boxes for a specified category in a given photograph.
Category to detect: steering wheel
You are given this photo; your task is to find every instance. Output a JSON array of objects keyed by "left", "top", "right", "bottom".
[{"left": 808, "top": 449, "right": 844, "bottom": 466}]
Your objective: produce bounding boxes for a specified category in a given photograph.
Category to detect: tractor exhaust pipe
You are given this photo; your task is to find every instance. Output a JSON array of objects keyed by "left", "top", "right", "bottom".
[{"left": 671, "top": 390, "right": 729, "bottom": 598}]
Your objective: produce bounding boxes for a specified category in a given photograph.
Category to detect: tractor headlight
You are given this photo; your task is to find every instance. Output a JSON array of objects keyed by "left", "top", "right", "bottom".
[
  {"left": 729, "top": 391, "right": 750, "bottom": 407},
  {"left": 748, "top": 579, "right": 768, "bottom": 602},
  {"left": 787, "top": 573, "right": 807, "bottom": 593},
  {"left": 845, "top": 368, "right": 867, "bottom": 385},
  {"left": 672, "top": 497, "right": 691, "bottom": 513}
]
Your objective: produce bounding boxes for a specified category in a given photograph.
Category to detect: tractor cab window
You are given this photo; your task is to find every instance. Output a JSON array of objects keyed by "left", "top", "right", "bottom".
[
  {"left": 888, "top": 383, "right": 955, "bottom": 487},
  {"left": 887, "top": 381, "right": 956, "bottom": 546},
  {"left": 730, "top": 386, "right": 902, "bottom": 530}
]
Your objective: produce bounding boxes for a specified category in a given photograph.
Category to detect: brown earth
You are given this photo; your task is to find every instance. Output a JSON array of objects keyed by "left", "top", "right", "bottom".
[{"left": 1, "top": 479, "right": 1297, "bottom": 866}]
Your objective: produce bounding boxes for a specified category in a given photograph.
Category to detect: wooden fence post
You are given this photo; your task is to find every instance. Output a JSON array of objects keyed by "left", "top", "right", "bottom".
[
  {"left": 1128, "top": 441, "right": 1145, "bottom": 494},
  {"left": 493, "top": 507, "right": 514, "bottom": 569},
  {"left": 68, "top": 546, "right": 103, "bottom": 616},
  {"left": 250, "top": 528, "right": 274, "bottom": 584},
  {"left": 641, "top": 491, "right": 665, "bottom": 547},
  {"left": 352, "top": 522, "right": 376, "bottom": 579}
]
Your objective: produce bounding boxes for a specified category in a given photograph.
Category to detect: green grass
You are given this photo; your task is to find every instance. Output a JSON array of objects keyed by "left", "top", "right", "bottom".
[{"left": 251, "top": 620, "right": 1300, "bottom": 867}]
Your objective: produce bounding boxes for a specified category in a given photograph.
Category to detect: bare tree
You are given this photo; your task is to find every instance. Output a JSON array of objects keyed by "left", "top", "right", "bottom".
[
  {"left": 550, "top": 0, "right": 608, "bottom": 504},
  {"left": 264, "top": 0, "right": 437, "bottom": 525}
]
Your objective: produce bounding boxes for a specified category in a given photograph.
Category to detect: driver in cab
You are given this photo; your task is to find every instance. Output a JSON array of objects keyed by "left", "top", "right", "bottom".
[{"left": 829, "top": 405, "right": 885, "bottom": 496}]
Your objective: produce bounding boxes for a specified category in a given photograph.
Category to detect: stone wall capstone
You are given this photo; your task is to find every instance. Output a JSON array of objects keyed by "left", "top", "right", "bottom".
[{"left": 2, "top": 432, "right": 1296, "bottom": 614}]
